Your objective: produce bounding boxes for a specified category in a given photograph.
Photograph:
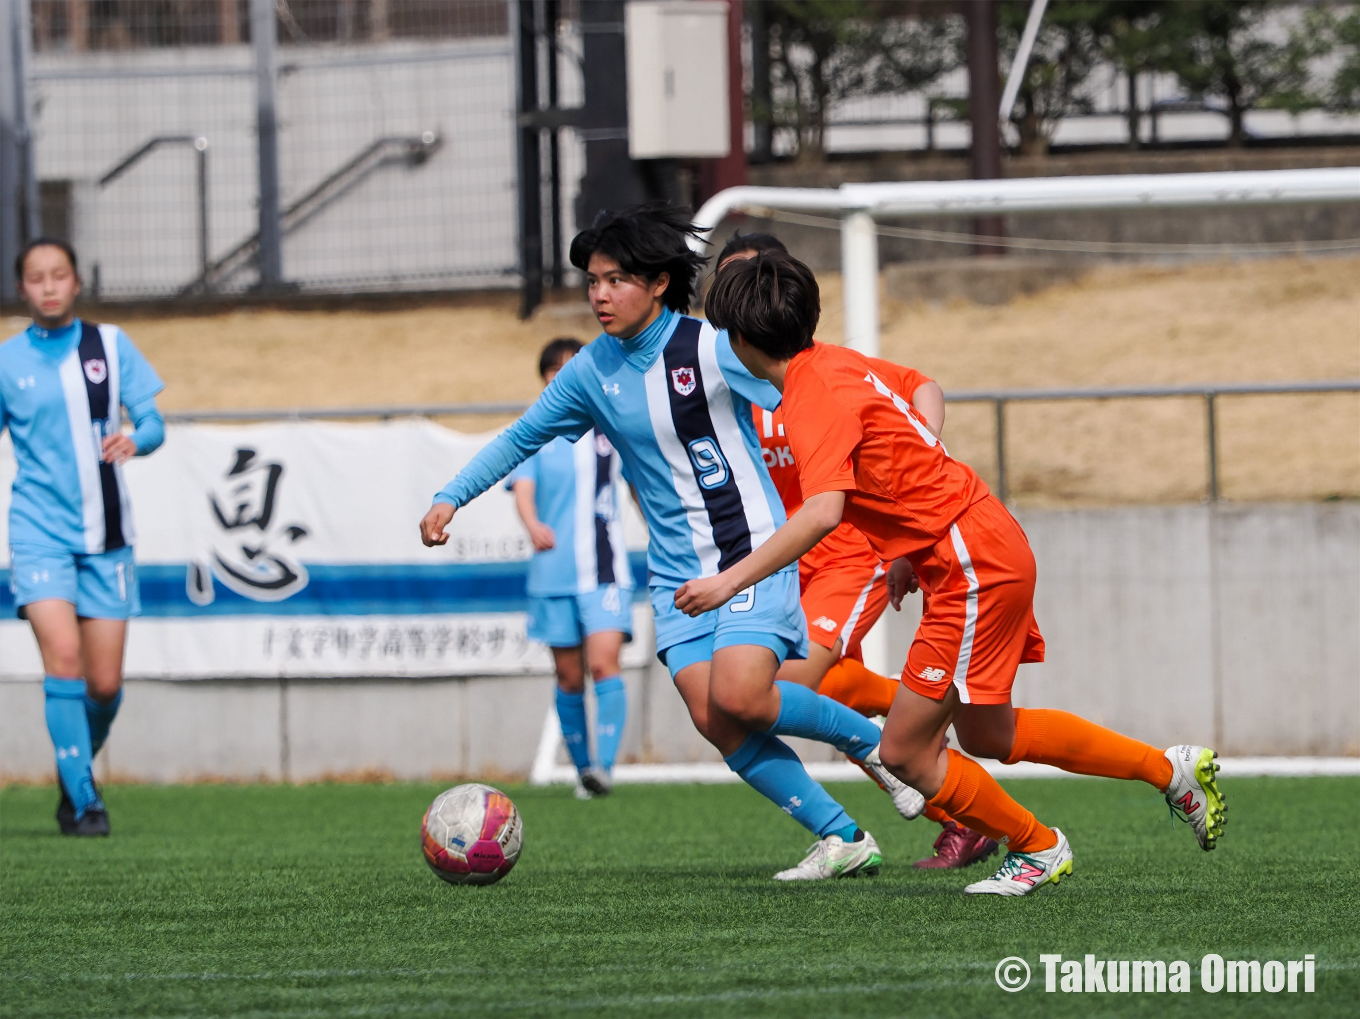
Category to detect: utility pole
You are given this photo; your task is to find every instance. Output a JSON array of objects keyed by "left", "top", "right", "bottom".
[
  {"left": 515, "top": 0, "right": 543, "bottom": 319},
  {"left": 966, "top": 0, "right": 1005, "bottom": 256},
  {"left": 251, "top": 0, "right": 282, "bottom": 287},
  {"left": 1, "top": 0, "right": 22, "bottom": 303}
]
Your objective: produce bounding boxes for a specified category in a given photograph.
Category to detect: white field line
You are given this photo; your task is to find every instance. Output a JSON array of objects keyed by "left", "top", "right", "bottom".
[{"left": 531, "top": 757, "right": 1360, "bottom": 786}]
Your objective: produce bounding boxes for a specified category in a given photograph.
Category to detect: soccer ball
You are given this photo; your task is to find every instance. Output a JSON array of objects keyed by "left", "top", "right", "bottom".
[{"left": 420, "top": 783, "right": 523, "bottom": 885}]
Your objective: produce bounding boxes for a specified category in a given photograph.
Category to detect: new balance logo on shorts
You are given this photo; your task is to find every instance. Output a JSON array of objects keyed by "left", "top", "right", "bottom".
[
  {"left": 811, "top": 615, "right": 838, "bottom": 632},
  {"left": 919, "top": 666, "right": 946, "bottom": 683}
]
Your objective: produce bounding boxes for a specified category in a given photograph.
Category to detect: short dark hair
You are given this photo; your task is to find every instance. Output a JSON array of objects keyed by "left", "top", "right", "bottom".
[
  {"left": 538, "top": 337, "right": 582, "bottom": 378},
  {"left": 568, "top": 202, "right": 707, "bottom": 312},
  {"left": 705, "top": 249, "right": 820, "bottom": 361},
  {"left": 15, "top": 236, "right": 78, "bottom": 280},
  {"left": 716, "top": 230, "right": 787, "bottom": 268}
]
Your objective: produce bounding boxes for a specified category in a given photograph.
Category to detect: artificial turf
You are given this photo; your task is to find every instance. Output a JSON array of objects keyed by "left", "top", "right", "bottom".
[{"left": 2, "top": 776, "right": 1357, "bottom": 1018}]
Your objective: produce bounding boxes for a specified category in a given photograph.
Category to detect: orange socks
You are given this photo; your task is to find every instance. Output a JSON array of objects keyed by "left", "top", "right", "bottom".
[
  {"left": 1004, "top": 708, "right": 1174, "bottom": 790},
  {"left": 929, "top": 750, "right": 1056, "bottom": 853},
  {"left": 818, "top": 658, "right": 899, "bottom": 718},
  {"left": 921, "top": 802, "right": 952, "bottom": 825}
]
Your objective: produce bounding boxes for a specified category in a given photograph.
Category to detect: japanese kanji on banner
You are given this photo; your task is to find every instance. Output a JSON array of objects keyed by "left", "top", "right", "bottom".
[{"left": 0, "top": 419, "right": 648, "bottom": 680}]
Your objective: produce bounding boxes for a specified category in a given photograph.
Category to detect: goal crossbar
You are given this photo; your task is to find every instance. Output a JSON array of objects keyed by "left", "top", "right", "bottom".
[{"left": 692, "top": 166, "right": 1360, "bottom": 364}]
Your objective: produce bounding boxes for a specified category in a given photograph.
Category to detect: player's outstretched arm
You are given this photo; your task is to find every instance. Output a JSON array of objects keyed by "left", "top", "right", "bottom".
[
  {"left": 674, "top": 491, "right": 846, "bottom": 616},
  {"left": 422, "top": 362, "right": 594, "bottom": 548}
]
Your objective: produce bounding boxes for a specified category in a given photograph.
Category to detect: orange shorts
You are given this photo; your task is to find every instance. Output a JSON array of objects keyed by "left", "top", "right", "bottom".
[
  {"left": 799, "top": 557, "right": 889, "bottom": 661},
  {"left": 902, "top": 495, "right": 1044, "bottom": 705}
]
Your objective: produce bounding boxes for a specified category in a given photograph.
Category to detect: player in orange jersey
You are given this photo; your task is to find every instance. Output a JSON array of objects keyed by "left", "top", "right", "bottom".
[
  {"left": 717, "top": 232, "right": 998, "bottom": 869},
  {"left": 679, "top": 250, "right": 1227, "bottom": 896}
]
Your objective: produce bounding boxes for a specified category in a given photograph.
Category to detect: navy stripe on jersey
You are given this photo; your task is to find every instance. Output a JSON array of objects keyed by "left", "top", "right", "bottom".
[
  {"left": 78, "top": 322, "right": 125, "bottom": 552},
  {"left": 662, "top": 317, "right": 753, "bottom": 572},
  {"left": 593, "top": 448, "right": 616, "bottom": 585}
]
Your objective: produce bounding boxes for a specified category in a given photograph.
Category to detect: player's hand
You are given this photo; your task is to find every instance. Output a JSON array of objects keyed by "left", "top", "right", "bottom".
[
  {"left": 673, "top": 574, "right": 736, "bottom": 617},
  {"left": 886, "top": 556, "right": 919, "bottom": 611},
  {"left": 420, "top": 503, "right": 456, "bottom": 547},
  {"left": 101, "top": 433, "right": 138, "bottom": 465},
  {"left": 527, "top": 521, "right": 556, "bottom": 551}
]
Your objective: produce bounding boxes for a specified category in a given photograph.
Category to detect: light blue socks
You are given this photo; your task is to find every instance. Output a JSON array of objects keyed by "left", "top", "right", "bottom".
[
  {"left": 85, "top": 687, "right": 123, "bottom": 757},
  {"left": 44, "top": 677, "right": 102, "bottom": 819},
  {"left": 767, "top": 680, "right": 882, "bottom": 762},
  {"left": 555, "top": 688, "right": 592, "bottom": 773},
  {"left": 724, "top": 732, "right": 856, "bottom": 839},
  {"left": 593, "top": 676, "right": 627, "bottom": 772}
]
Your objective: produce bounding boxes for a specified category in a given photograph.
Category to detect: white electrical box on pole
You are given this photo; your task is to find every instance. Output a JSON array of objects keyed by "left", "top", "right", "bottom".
[{"left": 625, "top": 1, "right": 730, "bottom": 159}]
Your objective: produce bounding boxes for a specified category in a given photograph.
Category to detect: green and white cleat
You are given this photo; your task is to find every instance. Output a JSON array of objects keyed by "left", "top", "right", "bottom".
[
  {"left": 774, "top": 831, "right": 882, "bottom": 881},
  {"left": 1163, "top": 745, "right": 1226, "bottom": 851},
  {"left": 860, "top": 743, "right": 926, "bottom": 820},
  {"left": 964, "top": 828, "right": 1073, "bottom": 896}
]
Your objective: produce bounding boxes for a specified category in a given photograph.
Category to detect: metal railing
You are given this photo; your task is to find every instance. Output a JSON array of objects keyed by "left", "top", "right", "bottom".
[{"left": 163, "top": 380, "right": 1360, "bottom": 503}]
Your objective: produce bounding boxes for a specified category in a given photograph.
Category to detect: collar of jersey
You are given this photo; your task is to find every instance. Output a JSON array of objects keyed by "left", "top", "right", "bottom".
[
  {"left": 614, "top": 306, "right": 679, "bottom": 373},
  {"left": 27, "top": 318, "right": 82, "bottom": 352}
]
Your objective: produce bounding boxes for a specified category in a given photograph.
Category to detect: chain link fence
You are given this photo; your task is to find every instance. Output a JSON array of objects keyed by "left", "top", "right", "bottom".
[{"left": 17, "top": 0, "right": 529, "bottom": 299}]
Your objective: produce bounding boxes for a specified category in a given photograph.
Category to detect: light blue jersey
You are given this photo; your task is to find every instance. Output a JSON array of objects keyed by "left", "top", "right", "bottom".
[
  {"left": 435, "top": 308, "right": 789, "bottom": 589},
  {"left": 0, "top": 320, "right": 164, "bottom": 554},
  {"left": 505, "top": 430, "right": 632, "bottom": 598}
]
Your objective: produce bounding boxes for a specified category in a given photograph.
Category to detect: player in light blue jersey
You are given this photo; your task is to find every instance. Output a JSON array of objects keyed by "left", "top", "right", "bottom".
[
  {"left": 2, "top": 239, "right": 165, "bottom": 836},
  {"left": 508, "top": 337, "right": 632, "bottom": 798},
  {"left": 422, "top": 205, "right": 915, "bottom": 880}
]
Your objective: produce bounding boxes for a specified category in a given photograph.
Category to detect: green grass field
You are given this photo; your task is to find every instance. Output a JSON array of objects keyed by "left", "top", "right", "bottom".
[{"left": 2, "top": 777, "right": 1357, "bottom": 1018}]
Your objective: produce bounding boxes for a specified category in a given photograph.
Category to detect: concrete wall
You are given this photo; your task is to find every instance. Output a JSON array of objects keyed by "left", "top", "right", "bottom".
[{"left": 1, "top": 503, "right": 1356, "bottom": 782}]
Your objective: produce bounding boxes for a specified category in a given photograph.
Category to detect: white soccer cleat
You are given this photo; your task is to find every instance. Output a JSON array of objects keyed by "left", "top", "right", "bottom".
[
  {"left": 773, "top": 831, "right": 882, "bottom": 881},
  {"left": 860, "top": 743, "right": 927, "bottom": 820},
  {"left": 1163, "top": 745, "right": 1226, "bottom": 851},
  {"left": 579, "top": 766, "right": 612, "bottom": 797},
  {"left": 964, "top": 828, "right": 1073, "bottom": 896}
]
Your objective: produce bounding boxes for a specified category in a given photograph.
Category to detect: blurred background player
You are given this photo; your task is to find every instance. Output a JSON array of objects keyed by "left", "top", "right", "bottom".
[
  {"left": 507, "top": 337, "right": 632, "bottom": 798},
  {"left": 422, "top": 203, "right": 916, "bottom": 880},
  {"left": 717, "top": 231, "right": 997, "bottom": 871},
  {"left": 686, "top": 249, "right": 1227, "bottom": 896},
  {"left": 1, "top": 238, "right": 166, "bottom": 836}
]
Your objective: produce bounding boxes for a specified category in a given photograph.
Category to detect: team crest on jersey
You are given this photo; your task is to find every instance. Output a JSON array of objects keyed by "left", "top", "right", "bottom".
[
  {"left": 670, "top": 366, "right": 696, "bottom": 396},
  {"left": 83, "top": 359, "right": 107, "bottom": 384}
]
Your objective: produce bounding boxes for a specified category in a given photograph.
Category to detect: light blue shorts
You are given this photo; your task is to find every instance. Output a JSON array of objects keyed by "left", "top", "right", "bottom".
[
  {"left": 650, "top": 566, "right": 809, "bottom": 678},
  {"left": 9, "top": 544, "right": 140, "bottom": 620},
  {"left": 527, "top": 584, "right": 634, "bottom": 648}
]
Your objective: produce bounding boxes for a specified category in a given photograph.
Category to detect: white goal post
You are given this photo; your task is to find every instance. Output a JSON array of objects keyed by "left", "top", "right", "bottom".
[
  {"left": 530, "top": 168, "right": 1360, "bottom": 787},
  {"left": 691, "top": 166, "right": 1360, "bottom": 361}
]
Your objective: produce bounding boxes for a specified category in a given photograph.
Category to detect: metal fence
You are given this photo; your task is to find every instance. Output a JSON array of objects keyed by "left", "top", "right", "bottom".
[
  {"left": 6, "top": 0, "right": 537, "bottom": 299},
  {"left": 161, "top": 380, "right": 1360, "bottom": 504}
]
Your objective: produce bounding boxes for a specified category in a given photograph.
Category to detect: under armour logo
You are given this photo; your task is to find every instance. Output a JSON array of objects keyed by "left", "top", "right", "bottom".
[
  {"left": 602, "top": 382, "right": 620, "bottom": 395},
  {"left": 56, "top": 745, "right": 80, "bottom": 760},
  {"left": 16, "top": 375, "right": 36, "bottom": 389},
  {"left": 781, "top": 794, "right": 804, "bottom": 816},
  {"left": 918, "top": 666, "right": 946, "bottom": 683}
]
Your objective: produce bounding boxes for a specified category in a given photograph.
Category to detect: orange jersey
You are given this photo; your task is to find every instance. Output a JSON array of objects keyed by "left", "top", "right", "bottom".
[
  {"left": 754, "top": 402, "right": 890, "bottom": 575},
  {"left": 782, "top": 342, "right": 989, "bottom": 565}
]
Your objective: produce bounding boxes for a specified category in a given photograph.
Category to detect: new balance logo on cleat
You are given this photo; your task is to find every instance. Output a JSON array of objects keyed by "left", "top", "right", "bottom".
[
  {"left": 1013, "top": 861, "right": 1047, "bottom": 887},
  {"left": 918, "top": 667, "right": 946, "bottom": 683},
  {"left": 1175, "top": 789, "right": 1201, "bottom": 816}
]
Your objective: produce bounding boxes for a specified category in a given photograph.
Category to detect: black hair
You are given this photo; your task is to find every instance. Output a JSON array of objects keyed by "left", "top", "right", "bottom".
[
  {"left": 14, "top": 236, "right": 79, "bottom": 280},
  {"left": 705, "top": 249, "right": 820, "bottom": 361},
  {"left": 716, "top": 230, "right": 788, "bottom": 268},
  {"left": 568, "top": 202, "right": 707, "bottom": 313},
  {"left": 538, "top": 337, "right": 583, "bottom": 379}
]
